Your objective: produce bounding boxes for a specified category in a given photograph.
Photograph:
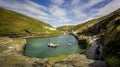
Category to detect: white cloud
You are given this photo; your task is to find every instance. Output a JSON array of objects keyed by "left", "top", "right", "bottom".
[
  {"left": 94, "top": 0, "right": 120, "bottom": 16},
  {"left": 58, "top": 17, "right": 71, "bottom": 22},
  {"left": 0, "top": 0, "right": 48, "bottom": 16},
  {"left": 0, "top": 0, "right": 22, "bottom": 9},
  {"left": 25, "top": 0, "right": 47, "bottom": 10},
  {"left": 59, "top": 23, "right": 74, "bottom": 27},
  {"left": 51, "top": 0, "right": 64, "bottom": 6},
  {"left": 49, "top": 5, "right": 67, "bottom": 17},
  {"left": 0, "top": 0, "right": 53, "bottom": 21},
  {"left": 71, "top": 0, "right": 80, "bottom": 6},
  {"left": 22, "top": 5, "right": 47, "bottom": 16},
  {"left": 0, "top": 0, "right": 120, "bottom": 27},
  {"left": 73, "top": 8, "right": 87, "bottom": 19},
  {"left": 0, "top": 0, "right": 70, "bottom": 27},
  {"left": 81, "top": 0, "right": 103, "bottom": 9},
  {"left": 71, "top": 0, "right": 103, "bottom": 19}
]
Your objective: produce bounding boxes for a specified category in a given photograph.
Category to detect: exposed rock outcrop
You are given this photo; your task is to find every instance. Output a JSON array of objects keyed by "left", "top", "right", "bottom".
[
  {"left": 0, "top": 37, "right": 47, "bottom": 67},
  {"left": 53, "top": 54, "right": 106, "bottom": 67}
]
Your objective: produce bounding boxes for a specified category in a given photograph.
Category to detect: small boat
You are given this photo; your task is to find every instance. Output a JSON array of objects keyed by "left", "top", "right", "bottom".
[
  {"left": 48, "top": 42, "right": 59, "bottom": 48},
  {"left": 67, "top": 43, "right": 72, "bottom": 46}
]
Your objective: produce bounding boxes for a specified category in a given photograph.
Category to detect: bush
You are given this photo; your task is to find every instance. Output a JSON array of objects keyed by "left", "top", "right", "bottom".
[
  {"left": 106, "top": 56, "right": 120, "bottom": 67},
  {"left": 78, "top": 38, "right": 91, "bottom": 54}
]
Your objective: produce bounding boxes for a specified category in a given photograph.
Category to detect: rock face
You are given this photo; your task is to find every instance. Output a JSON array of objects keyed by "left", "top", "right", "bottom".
[
  {"left": 85, "top": 36, "right": 103, "bottom": 60},
  {"left": 53, "top": 54, "right": 106, "bottom": 67},
  {"left": 86, "top": 40, "right": 99, "bottom": 59},
  {"left": 0, "top": 37, "right": 47, "bottom": 67}
]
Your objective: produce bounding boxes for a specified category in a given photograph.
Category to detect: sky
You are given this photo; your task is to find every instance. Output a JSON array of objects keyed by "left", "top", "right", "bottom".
[{"left": 0, "top": 0, "right": 120, "bottom": 27}]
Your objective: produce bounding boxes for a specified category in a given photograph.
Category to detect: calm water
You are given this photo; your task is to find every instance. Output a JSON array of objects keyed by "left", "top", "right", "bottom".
[{"left": 25, "top": 35, "right": 82, "bottom": 58}]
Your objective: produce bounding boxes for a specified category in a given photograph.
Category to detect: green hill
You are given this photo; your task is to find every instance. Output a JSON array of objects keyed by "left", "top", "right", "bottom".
[
  {"left": 74, "top": 8, "right": 120, "bottom": 67},
  {"left": 82, "top": 8, "right": 120, "bottom": 35},
  {"left": 57, "top": 25, "right": 74, "bottom": 31},
  {"left": 73, "top": 10, "right": 118, "bottom": 34},
  {"left": 0, "top": 7, "right": 61, "bottom": 37}
]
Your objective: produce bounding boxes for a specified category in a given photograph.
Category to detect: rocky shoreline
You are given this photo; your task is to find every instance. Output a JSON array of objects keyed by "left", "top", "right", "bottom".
[
  {"left": 0, "top": 36, "right": 106, "bottom": 67},
  {"left": 0, "top": 37, "right": 48, "bottom": 67}
]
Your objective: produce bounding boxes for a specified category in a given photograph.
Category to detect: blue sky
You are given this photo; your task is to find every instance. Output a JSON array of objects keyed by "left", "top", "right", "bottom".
[{"left": 0, "top": 0, "right": 120, "bottom": 27}]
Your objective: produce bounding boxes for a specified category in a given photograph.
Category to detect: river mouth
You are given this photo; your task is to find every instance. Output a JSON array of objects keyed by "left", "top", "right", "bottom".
[{"left": 24, "top": 35, "right": 82, "bottom": 58}]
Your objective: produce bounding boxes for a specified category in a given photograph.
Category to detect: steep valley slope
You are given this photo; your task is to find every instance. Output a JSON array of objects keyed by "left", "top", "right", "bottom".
[
  {"left": 74, "top": 8, "right": 120, "bottom": 67},
  {"left": 0, "top": 7, "right": 61, "bottom": 37}
]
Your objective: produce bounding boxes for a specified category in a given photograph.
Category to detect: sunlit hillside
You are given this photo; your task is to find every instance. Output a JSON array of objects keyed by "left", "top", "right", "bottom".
[{"left": 0, "top": 7, "right": 61, "bottom": 37}]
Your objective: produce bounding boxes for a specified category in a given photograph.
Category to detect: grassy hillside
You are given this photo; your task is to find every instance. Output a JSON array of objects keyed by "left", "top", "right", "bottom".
[
  {"left": 76, "top": 8, "right": 120, "bottom": 67},
  {"left": 0, "top": 7, "right": 61, "bottom": 37},
  {"left": 73, "top": 19, "right": 100, "bottom": 33},
  {"left": 57, "top": 25, "right": 74, "bottom": 31},
  {"left": 73, "top": 10, "right": 116, "bottom": 34},
  {"left": 82, "top": 8, "right": 120, "bottom": 35}
]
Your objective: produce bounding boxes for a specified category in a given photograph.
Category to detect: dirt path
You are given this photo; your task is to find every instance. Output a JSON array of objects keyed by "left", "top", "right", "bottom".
[{"left": 86, "top": 39, "right": 98, "bottom": 59}]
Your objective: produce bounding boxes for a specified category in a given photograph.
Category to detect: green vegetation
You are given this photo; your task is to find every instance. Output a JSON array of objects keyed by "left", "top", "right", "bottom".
[
  {"left": 106, "top": 56, "right": 120, "bottom": 67},
  {"left": 78, "top": 37, "right": 91, "bottom": 54},
  {"left": 82, "top": 8, "right": 120, "bottom": 35},
  {"left": 73, "top": 8, "right": 120, "bottom": 35},
  {"left": 73, "top": 16, "right": 107, "bottom": 35},
  {"left": 73, "top": 8, "right": 120, "bottom": 66},
  {"left": 0, "top": 7, "right": 61, "bottom": 37},
  {"left": 45, "top": 55, "right": 67, "bottom": 61},
  {"left": 0, "top": 6, "right": 120, "bottom": 67},
  {"left": 79, "top": 38, "right": 90, "bottom": 49},
  {"left": 73, "top": 19, "right": 100, "bottom": 34},
  {"left": 82, "top": 9, "right": 120, "bottom": 61},
  {"left": 10, "top": 38, "right": 24, "bottom": 44},
  {"left": 57, "top": 25, "right": 74, "bottom": 31}
]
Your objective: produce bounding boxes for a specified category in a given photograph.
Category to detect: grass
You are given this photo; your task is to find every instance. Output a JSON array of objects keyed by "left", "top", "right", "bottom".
[
  {"left": 117, "top": 25, "right": 120, "bottom": 31},
  {"left": 45, "top": 55, "right": 67, "bottom": 61},
  {"left": 12, "top": 38, "right": 25, "bottom": 44},
  {"left": 57, "top": 25, "right": 74, "bottom": 31},
  {"left": 0, "top": 7, "right": 61, "bottom": 36},
  {"left": 72, "top": 16, "right": 107, "bottom": 34},
  {"left": 106, "top": 56, "right": 120, "bottom": 67},
  {"left": 73, "top": 8, "right": 120, "bottom": 35}
]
